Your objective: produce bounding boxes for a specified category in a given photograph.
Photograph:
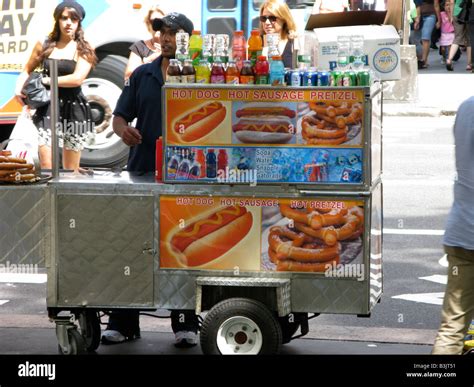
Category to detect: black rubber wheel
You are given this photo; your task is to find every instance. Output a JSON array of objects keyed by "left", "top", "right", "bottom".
[
  {"left": 58, "top": 328, "right": 87, "bottom": 355},
  {"left": 200, "top": 298, "right": 282, "bottom": 355},
  {"left": 78, "top": 310, "right": 101, "bottom": 352},
  {"left": 80, "top": 55, "right": 129, "bottom": 168}
]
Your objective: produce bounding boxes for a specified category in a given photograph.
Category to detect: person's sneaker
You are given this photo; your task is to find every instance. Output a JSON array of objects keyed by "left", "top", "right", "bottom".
[
  {"left": 174, "top": 331, "right": 198, "bottom": 348},
  {"left": 101, "top": 329, "right": 127, "bottom": 344}
]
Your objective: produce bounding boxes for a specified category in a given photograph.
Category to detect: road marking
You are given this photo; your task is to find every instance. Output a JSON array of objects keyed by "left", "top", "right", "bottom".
[
  {"left": 419, "top": 275, "right": 447, "bottom": 285},
  {"left": 0, "top": 273, "right": 47, "bottom": 284},
  {"left": 383, "top": 228, "right": 444, "bottom": 236},
  {"left": 0, "top": 300, "right": 9, "bottom": 306},
  {"left": 439, "top": 254, "right": 448, "bottom": 267},
  {"left": 392, "top": 292, "right": 445, "bottom": 305}
]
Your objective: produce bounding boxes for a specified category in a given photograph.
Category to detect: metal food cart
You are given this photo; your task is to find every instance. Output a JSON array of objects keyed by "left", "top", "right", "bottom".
[{"left": 44, "top": 82, "right": 383, "bottom": 355}]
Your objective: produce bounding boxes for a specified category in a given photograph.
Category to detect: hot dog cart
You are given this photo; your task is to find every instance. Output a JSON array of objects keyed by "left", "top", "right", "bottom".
[{"left": 1, "top": 81, "right": 383, "bottom": 355}]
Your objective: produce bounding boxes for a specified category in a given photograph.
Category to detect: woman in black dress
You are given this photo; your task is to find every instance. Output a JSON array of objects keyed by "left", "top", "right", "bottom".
[{"left": 15, "top": 1, "right": 97, "bottom": 172}]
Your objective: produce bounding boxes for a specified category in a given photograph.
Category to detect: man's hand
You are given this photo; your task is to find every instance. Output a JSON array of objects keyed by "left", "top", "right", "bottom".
[
  {"left": 121, "top": 125, "right": 142, "bottom": 146},
  {"left": 113, "top": 115, "right": 142, "bottom": 146}
]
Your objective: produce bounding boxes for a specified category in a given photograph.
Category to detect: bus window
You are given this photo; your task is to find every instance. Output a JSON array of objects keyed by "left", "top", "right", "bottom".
[
  {"left": 207, "top": 17, "right": 237, "bottom": 35},
  {"left": 207, "top": 0, "right": 237, "bottom": 9}
]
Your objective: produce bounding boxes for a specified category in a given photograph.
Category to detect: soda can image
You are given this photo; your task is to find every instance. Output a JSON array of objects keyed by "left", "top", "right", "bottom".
[
  {"left": 330, "top": 70, "right": 343, "bottom": 86},
  {"left": 309, "top": 71, "right": 318, "bottom": 86},
  {"left": 357, "top": 70, "right": 371, "bottom": 86},
  {"left": 302, "top": 70, "right": 313, "bottom": 86},
  {"left": 284, "top": 68, "right": 291, "bottom": 86},
  {"left": 343, "top": 71, "right": 357, "bottom": 87},
  {"left": 290, "top": 70, "right": 301, "bottom": 86},
  {"left": 318, "top": 71, "right": 330, "bottom": 86},
  {"left": 340, "top": 167, "right": 362, "bottom": 183}
]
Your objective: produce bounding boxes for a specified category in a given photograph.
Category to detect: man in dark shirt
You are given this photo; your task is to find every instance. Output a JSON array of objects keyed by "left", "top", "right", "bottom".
[{"left": 107, "top": 13, "right": 200, "bottom": 348}]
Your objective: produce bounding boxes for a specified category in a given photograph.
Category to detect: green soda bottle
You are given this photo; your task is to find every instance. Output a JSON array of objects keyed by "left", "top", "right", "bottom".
[{"left": 189, "top": 30, "right": 203, "bottom": 67}]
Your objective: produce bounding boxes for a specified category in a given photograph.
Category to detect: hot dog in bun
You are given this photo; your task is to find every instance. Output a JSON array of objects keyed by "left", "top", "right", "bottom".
[
  {"left": 170, "top": 206, "right": 253, "bottom": 267},
  {"left": 232, "top": 106, "right": 296, "bottom": 144},
  {"left": 174, "top": 101, "right": 226, "bottom": 142}
]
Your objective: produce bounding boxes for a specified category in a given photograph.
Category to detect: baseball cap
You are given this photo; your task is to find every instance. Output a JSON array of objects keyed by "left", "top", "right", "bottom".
[{"left": 152, "top": 12, "right": 194, "bottom": 35}]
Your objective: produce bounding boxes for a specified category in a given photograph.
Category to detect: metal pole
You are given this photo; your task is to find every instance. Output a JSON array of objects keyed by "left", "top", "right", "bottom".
[{"left": 49, "top": 59, "right": 59, "bottom": 178}]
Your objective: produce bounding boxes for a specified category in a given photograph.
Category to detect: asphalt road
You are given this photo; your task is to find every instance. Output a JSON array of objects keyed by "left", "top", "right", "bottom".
[{"left": 0, "top": 116, "right": 457, "bottom": 351}]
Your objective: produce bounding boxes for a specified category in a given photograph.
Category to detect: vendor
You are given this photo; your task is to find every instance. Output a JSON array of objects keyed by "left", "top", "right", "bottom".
[
  {"left": 110, "top": 12, "right": 199, "bottom": 348},
  {"left": 259, "top": 0, "right": 298, "bottom": 68}
]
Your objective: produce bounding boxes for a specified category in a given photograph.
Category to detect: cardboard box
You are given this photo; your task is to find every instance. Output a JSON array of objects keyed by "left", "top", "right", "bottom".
[
  {"left": 303, "top": 11, "right": 401, "bottom": 81},
  {"left": 305, "top": 24, "right": 401, "bottom": 81}
]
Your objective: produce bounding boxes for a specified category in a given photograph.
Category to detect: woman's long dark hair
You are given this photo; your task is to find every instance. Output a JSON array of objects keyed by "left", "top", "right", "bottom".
[{"left": 38, "top": 7, "right": 98, "bottom": 67}]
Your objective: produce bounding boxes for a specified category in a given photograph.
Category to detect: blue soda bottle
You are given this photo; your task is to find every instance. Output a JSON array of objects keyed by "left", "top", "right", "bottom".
[
  {"left": 269, "top": 55, "right": 285, "bottom": 86},
  {"left": 206, "top": 149, "right": 217, "bottom": 178}
]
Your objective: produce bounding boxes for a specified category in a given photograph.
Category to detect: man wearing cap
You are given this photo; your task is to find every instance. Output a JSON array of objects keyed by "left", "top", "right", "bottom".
[{"left": 109, "top": 13, "right": 199, "bottom": 348}]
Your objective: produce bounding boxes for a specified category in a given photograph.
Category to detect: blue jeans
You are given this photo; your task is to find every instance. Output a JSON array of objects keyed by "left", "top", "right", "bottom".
[{"left": 421, "top": 14, "right": 437, "bottom": 41}]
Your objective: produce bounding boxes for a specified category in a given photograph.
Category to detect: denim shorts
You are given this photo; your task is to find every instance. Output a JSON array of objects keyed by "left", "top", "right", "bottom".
[{"left": 421, "top": 14, "right": 437, "bottom": 41}]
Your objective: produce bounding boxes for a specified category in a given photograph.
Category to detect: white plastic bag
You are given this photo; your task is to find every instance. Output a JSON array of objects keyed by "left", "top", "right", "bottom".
[{"left": 6, "top": 107, "right": 39, "bottom": 165}]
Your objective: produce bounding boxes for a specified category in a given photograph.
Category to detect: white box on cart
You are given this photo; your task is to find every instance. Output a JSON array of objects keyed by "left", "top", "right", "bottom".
[{"left": 305, "top": 25, "right": 401, "bottom": 81}]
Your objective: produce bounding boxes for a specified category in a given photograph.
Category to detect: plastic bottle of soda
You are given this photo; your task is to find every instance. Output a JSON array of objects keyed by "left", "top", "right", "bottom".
[
  {"left": 248, "top": 29, "right": 263, "bottom": 67},
  {"left": 166, "top": 59, "right": 182, "bottom": 83},
  {"left": 189, "top": 30, "right": 203, "bottom": 67},
  {"left": 177, "top": 149, "right": 191, "bottom": 179},
  {"left": 188, "top": 149, "right": 201, "bottom": 180},
  {"left": 206, "top": 149, "right": 217, "bottom": 178},
  {"left": 217, "top": 149, "right": 228, "bottom": 174},
  {"left": 255, "top": 55, "right": 269, "bottom": 85},
  {"left": 195, "top": 149, "right": 206, "bottom": 178},
  {"left": 240, "top": 60, "right": 255, "bottom": 84},
  {"left": 232, "top": 30, "right": 247, "bottom": 70},
  {"left": 167, "top": 147, "right": 180, "bottom": 179},
  {"left": 181, "top": 59, "right": 196, "bottom": 83},
  {"left": 225, "top": 60, "right": 240, "bottom": 84},
  {"left": 195, "top": 59, "right": 210, "bottom": 84},
  {"left": 269, "top": 55, "right": 285, "bottom": 86},
  {"left": 210, "top": 58, "right": 226, "bottom": 84}
]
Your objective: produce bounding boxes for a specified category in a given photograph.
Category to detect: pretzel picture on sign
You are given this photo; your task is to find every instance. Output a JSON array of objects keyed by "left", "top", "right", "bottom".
[
  {"left": 0, "top": 153, "right": 38, "bottom": 184},
  {"left": 263, "top": 202, "right": 364, "bottom": 273},
  {"left": 300, "top": 101, "right": 363, "bottom": 146}
]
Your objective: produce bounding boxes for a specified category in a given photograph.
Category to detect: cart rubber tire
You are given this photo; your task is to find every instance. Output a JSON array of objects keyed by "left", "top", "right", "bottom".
[
  {"left": 58, "top": 328, "right": 87, "bottom": 355},
  {"left": 200, "top": 298, "right": 282, "bottom": 355},
  {"left": 78, "top": 310, "right": 101, "bottom": 352}
]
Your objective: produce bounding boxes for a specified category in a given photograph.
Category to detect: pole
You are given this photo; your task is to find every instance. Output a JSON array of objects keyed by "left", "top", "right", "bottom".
[{"left": 49, "top": 59, "right": 59, "bottom": 178}]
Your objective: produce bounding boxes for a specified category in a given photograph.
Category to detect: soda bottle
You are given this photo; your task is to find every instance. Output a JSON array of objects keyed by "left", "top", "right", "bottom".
[
  {"left": 167, "top": 147, "right": 180, "bottom": 179},
  {"left": 269, "top": 55, "right": 285, "bottom": 86},
  {"left": 225, "top": 60, "right": 240, "bottom": 84},
  {"left": 248, "top": 29, "right": 263, "bottom": 67},
  {"left": 210, "top": 58, "right": 226, "bottom": 84},
  {"left": 231, "top": 30, "right": 246, "bottom": 70},
  {"left": 195, "top": 149, "right": 206, "bottom": 178},
  {"left": 206, "top": 149, "right": 217, "bottom": 179},
  {"left": 177, "top": 149, "right": 191, "bottom": 179},
  {"left": 175, "top": 32, "right": 190, "bottom": 64},
  {"left": 217, "top": 149, "right": 228, "bottom": 174},
  {"left": 181, "top": 59, "right": 196, "bottom": 83},
  {"left": 166, "top": 59, "right": 182, "bottom": 83},
  {"left": 195, "top": 59, "right": 211, "bottom": 84},
  {"left": 240, "top": 60, "right": 255, "bottom": 84},
  {"left": 189, "top": 30, "right": 203, "bottom": 67},
  {"left": 188, "top": 149, "right": 201, "bottom": 180},
  {"left": 255, "top": 55, "right": 269, "bottom": 85}
]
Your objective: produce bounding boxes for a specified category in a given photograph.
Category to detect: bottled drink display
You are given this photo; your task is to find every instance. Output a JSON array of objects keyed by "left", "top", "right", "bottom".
[
  {"left": 232, "top": 30, "right": 246, "bottom": 70},
  {"left": 181, "top": 59, "right": 196, "bottom": 84},
  {"left": 248, "top": 29, "right": 263, "bottom": 67},
  {"left": 166, "top": 59, "right": 182, "bottom": 83},
  {"left": 240, "top": 60, "right": 255, "bottom": 84},
  {"left": 255, "top": 55, "right": 269, "bottom": 85},
  {"left": 175, "top": 32, "right": 190, "bottom": 63}
]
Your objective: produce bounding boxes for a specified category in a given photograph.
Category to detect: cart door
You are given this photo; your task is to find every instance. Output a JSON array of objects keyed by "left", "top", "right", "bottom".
[{"left": 56, "top": 194, "right": 154, "bottom": 307}]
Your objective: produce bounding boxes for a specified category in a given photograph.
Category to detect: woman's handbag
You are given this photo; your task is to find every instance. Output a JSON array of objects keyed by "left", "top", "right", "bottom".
[{"left": 21, "top": 72, "right": 50, "bottom": 109}]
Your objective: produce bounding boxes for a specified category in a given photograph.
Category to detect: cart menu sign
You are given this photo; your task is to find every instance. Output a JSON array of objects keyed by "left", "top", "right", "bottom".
[
  {"left": 160, "top": 195, "right": 365, "bottom": 278},
  {"left": 163, "top": 86, "right": 365, "bottom": 185}
]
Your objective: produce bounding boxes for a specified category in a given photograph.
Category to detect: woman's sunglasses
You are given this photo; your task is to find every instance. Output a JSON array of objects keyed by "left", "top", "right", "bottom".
[{"left": 260, "top": 15, "right": 278, "bottom": 23}]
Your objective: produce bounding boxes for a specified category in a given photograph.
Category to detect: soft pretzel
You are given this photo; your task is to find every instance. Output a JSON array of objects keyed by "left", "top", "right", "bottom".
[
  {"left": 279, "top": 204, "right": 348, "bottom": 230},
  {"left": 275, "top": 256, "right": 340, "bottom": 272}
]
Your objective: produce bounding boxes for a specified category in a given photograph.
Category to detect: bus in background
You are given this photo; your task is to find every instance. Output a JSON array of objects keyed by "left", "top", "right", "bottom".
[{"left": 0, "top": 0, "right": 310, "bottom": 167}]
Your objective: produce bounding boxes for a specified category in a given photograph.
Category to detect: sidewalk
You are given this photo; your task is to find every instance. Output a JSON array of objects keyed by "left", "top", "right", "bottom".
[{"left": 384, "top": 47, "right": 474, "bottom": 117}]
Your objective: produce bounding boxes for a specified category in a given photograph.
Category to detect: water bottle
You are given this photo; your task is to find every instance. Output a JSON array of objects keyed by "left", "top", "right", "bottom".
[
  {"left": 203, "top": 34, "right": 216, "bottom": 64},
  {"left": 215, "top": 34, "right": 230, "bottom": 64},
  {"left": 266, "top": 33, "right": 280, "bottom": 62},
  {"left": 175, "top": 31, "right": 190, "bottom": 64},
  {"left": 350, "top": 35, "right": 365, "bottom": 70},
  {"left": 336, "top": 35, "right": 350, "bottom": 71}
]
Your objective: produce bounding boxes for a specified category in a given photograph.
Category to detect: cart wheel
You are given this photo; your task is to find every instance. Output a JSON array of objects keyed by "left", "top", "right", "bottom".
[
  {"left": 58, "top": 328, "right": 87, "bottom": 355},
  {"left": 78, "top": 310, "right": 101, "bottom": 352},
  {"left": 200, "top": 298, "right": 282, "bottom": 355}
]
